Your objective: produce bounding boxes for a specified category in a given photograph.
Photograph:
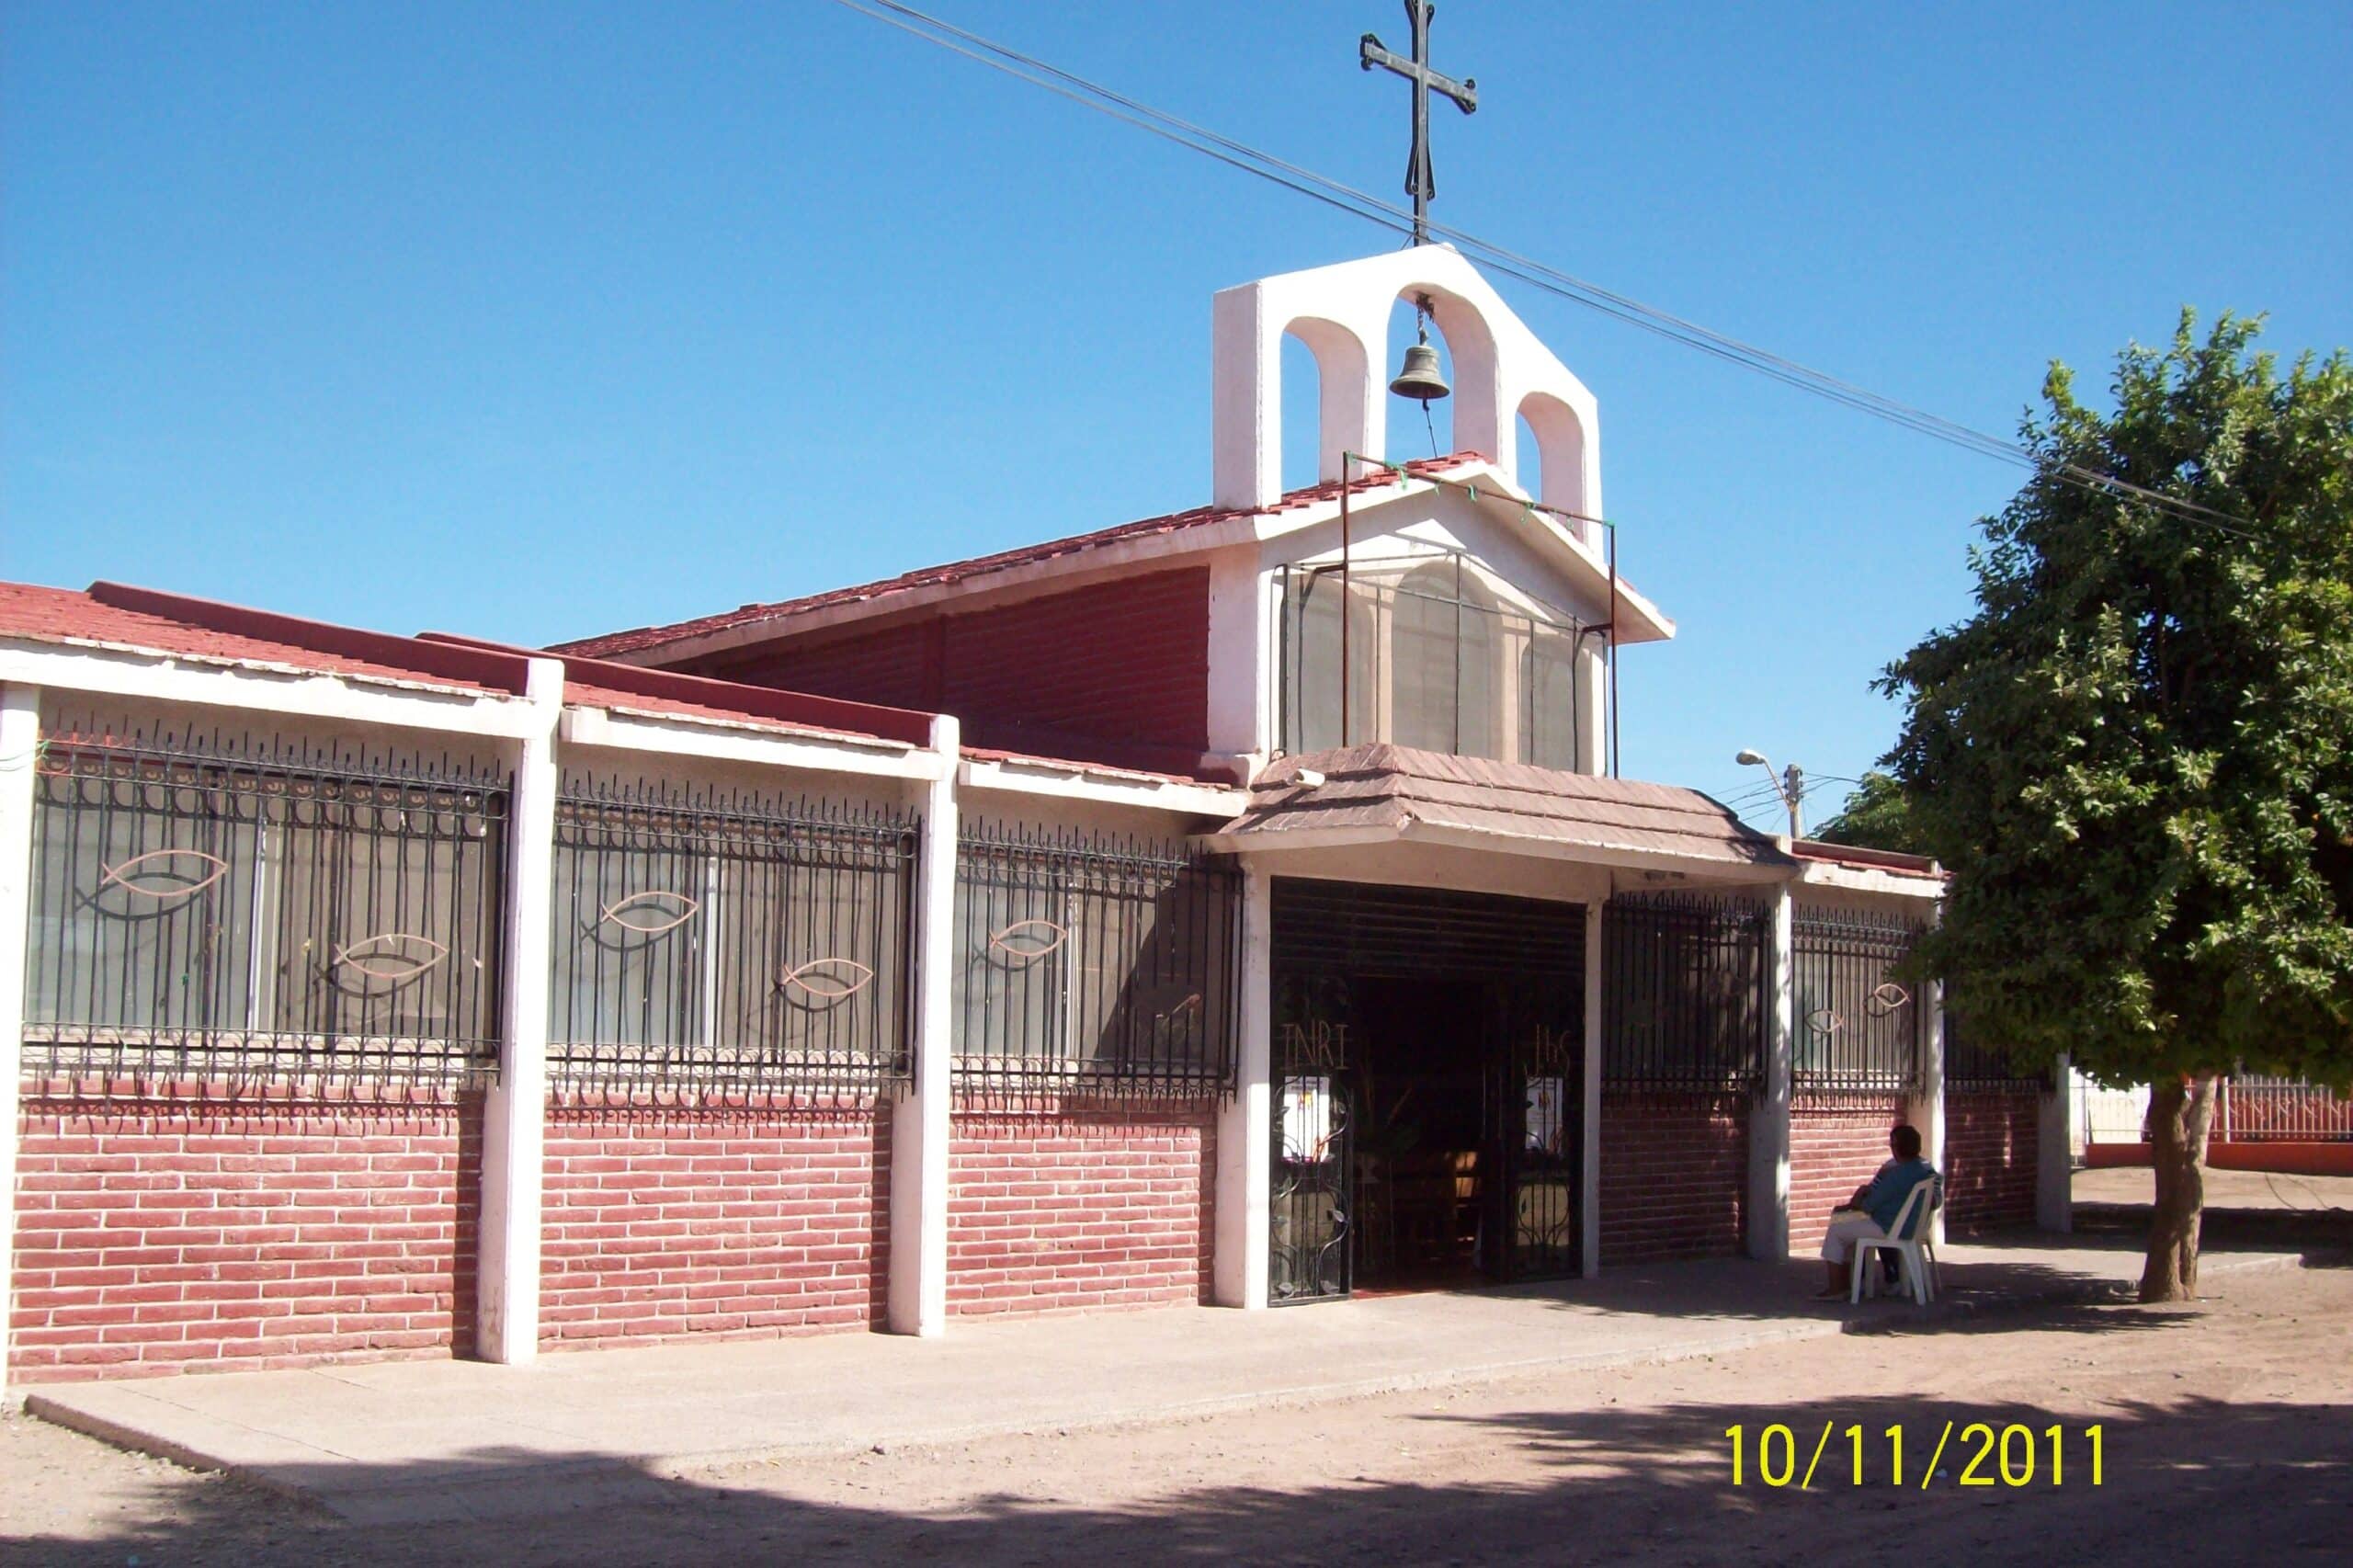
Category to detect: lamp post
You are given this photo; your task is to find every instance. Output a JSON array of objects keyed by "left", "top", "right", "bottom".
[{"left": 1735, "top": 748, "right": 1805, "bottom": 839}]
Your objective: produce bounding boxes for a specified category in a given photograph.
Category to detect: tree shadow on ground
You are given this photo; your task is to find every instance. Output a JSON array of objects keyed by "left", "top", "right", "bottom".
[{"left": 14, "top": 1381, "right": 2347, "bottom": 1567}]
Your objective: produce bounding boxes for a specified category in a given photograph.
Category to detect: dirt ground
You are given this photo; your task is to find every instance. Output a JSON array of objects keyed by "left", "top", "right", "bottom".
[{"left": 6, "top": 1263, "right": 2350, "bottom": 1566}]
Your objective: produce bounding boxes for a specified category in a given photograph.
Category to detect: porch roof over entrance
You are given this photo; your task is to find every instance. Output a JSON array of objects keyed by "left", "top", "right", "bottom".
[{"left": 1199, "top": 744, "right": 1794, "bottom": 877}]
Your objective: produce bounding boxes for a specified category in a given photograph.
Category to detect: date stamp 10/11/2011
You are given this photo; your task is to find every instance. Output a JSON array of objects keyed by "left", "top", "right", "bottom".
[{"left": 1725, "top": 1422, "right": 2104, "bottom": 1489}]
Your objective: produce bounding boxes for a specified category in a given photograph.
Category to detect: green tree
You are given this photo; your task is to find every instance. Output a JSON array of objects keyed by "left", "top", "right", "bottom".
[
  {"left": 1810, "top": 770, "right": 1931, "bottom": 856},
  {"left": 1876, "top": 312, "right": 2353, "bottom": 1301}
]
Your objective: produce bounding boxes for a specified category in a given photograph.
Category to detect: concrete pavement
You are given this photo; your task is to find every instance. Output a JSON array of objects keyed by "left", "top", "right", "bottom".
[{"left": 23, "top": 1238, "right": 2305, "bottom": 1526}]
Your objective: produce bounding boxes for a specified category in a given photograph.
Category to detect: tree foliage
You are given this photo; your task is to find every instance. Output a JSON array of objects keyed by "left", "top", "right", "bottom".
[
  {"left": 1877, "top": 312, "right": 2353, "bottom": 1096},
  {"left": 1810, "top": 770, "right": 1932, "bottom": 857}
]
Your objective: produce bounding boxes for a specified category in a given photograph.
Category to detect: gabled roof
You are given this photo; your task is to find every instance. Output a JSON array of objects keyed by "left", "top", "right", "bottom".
[
  {"left": 556, "top": 454, "right": 1491, "bottom": 661},
  {"left": 1203, "top": 744, "right": 1793, "bottom": 874}
]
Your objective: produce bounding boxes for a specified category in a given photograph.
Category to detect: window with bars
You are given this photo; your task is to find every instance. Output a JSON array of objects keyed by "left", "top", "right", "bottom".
[
  {"left": 25, "top": 736, "right": 508, "bottom": 1081},
  {"left": 1790, "top": 907, "right": 1924, "bottom": 1091},
  {"left": 1276, "top": 555, "right": 1592, "bottom": 769},
  {"left": 953, "top": 824, "right": 1240, "bottom": 1096},
  {"left": 546, "top": 783, "right": 917, "bottom": 1092},
  {"left": 1600, "top": 892, "right": 1770, "bottom": 1088}
]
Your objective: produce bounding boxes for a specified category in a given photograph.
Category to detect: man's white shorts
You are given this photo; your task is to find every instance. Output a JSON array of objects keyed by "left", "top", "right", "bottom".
[{"left": 1821, "top": 1212, "right": 1887, "bottom": 1263}]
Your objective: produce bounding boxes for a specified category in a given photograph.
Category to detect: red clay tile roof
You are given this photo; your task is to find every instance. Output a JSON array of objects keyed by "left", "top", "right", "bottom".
[
  {"left": 554, "top": 454, "right": 1489, "bottom": 660},
  {"left": 0, "top": 581, "right": 527, "bottom": 695}
]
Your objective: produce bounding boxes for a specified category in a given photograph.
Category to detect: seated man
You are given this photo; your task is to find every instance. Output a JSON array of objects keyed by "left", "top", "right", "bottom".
[{"left": 1816, "top": 1123, "right": 1938, "bottom": 1299}]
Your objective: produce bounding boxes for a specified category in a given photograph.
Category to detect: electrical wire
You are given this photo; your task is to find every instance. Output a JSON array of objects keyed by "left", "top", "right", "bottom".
[{"left": 827, "top": 0, "right": 2260, "bottom": 537}]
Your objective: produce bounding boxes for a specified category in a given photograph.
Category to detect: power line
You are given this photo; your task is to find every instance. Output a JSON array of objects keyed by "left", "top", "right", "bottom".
[{"left": 829, "top": 0, "right": 2259, "bottom": 537}]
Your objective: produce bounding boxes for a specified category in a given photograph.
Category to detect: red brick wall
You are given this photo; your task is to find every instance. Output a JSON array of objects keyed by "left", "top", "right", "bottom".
[
  {"left": 540, "top": 1096, "right": 889, "bottom": 1348},
  {"left": 1598, "top": 1090, "right": 1750, "bottom": 1264},
  {"left": 1944, "top": 1091, "right": 2039, "bottom": 1233},
  {"left": 10, "top": 1084, "right": 477, "bottom": 1384},
  {"left": 691, "top": 568, "right": 1213, "bottom": 772},
  {"left": 947, "top": 1104, "right": 1214, "bottom": 1316},
  {"left": 1789, "top": 1095, "right": 1909, "bottom": 1256}
]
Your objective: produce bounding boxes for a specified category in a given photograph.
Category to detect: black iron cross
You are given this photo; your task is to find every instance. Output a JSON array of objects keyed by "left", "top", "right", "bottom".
[{"left": 1359, "top": 1, "right": 1478, "bottom": 245}]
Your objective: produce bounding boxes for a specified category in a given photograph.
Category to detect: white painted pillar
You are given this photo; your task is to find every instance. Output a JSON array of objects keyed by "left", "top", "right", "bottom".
[
  {"left": 476, "top": 657, "right": 563, "bottom": 1364},
  {"left": 1911, "top": 971, "right": 1949, "bottom": 1248},
  {"left": 0, "top": 686, "right": 41, "bottom": 1393},
  {"left": 2037, "top": 1052, "right": 2075, "bottom": 1233},
  {"left": 1752, "top": 885, "right": 1794, "bottom": 1260},
  {"left": 1579, "top": 897, "right": 1604, "bottom": 1278},
  {"left": 1213, "top": 861, "right": 1273, "bottom": 1308},
  {"left": 889, "top": 715, "right": 958, "bottom": 1335}
]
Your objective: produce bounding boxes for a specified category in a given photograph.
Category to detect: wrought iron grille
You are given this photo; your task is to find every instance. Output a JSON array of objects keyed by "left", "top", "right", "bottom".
[
  {"left": 25, "top": 733, "right": 508, "bottom": 1081},
  {"left": 1791, "top": 906, "right": 1924, "bottom": 1091},
  {"left": 1942, "top": 1006, "right": 2048, "bottom": 1091},
  {"left": 1277, "top": 554, "right": 1592, "bottom": 768},
  {"left": 953, "top": 823, "right": 1240, "bottom": 1096},
  {"left": 548, "top": 781, "right": 916, "bottom": 1093},
  {"left": 1600, "top": 893, "right": 1770, "bottom": 1088}
]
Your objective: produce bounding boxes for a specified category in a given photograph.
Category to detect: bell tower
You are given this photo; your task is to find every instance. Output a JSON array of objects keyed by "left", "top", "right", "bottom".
[{"left": 1210, "top": 245, "right": 1603, "bottom": 541}]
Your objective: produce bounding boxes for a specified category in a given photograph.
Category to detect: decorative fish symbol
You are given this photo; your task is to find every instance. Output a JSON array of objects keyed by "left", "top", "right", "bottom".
[
  {"left": 1805, "top": 1007, "right": 1846, "bottom": 1039},
  {"left": 780, "top": 958, "right": 875, "bottom": 1001},
  {"left": 988, "top": 918, "right": 1067, "bottom": 964},
  {"left": 1866, "top": 983, "right": 1911, "bottom": 1017},
  {"left": 598, "top": 890, "right": 700, "bottom": 936},
  {"left": 333, "top": 932, "right": 449, "bottom": 984},
  {"left": 96, "top": 848, "right": 230, "bottom": 907}
]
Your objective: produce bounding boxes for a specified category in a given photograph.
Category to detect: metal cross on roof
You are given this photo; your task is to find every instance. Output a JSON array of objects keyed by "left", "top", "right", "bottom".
[{"left": 1359, "top": 0, "right": 1479, "bottom": 246}]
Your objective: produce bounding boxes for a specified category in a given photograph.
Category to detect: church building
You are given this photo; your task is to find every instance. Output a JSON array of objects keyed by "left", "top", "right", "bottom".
[{"left": 0, "top": 244, "right": 2064, "bottom": 1387}]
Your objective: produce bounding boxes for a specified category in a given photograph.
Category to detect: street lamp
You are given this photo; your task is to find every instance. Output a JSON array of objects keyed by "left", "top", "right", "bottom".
[{"left": 1736, "top": 748, "right": 1806, "bottom": 838}]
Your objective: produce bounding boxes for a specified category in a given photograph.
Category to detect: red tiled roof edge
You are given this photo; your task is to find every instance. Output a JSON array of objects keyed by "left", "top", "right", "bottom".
[
  {"left": 417, "top": 631, "right": 938, "bottom": 748},
  {"left": 1789, "top": 838, "right": 1944, "bottom": 879},
  {"left": 86, "top": 581, "right": 533, "bottom": 695},
  {"left": 555, "top": 453, "right": 1491, "bottom": 660}
]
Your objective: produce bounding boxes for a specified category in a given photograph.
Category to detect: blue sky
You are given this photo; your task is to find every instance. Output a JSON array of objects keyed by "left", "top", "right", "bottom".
[{"left": 6, "top": 2, "right": 2348, "bottom": 827}]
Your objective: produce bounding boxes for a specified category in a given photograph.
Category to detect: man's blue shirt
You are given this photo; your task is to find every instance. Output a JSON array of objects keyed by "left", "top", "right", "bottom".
[{"left": 1862, "top": 1157, "right": 1938, "bottom": 1235}]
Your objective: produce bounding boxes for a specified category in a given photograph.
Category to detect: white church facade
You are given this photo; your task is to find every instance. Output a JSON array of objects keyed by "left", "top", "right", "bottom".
[{"left": 0, "top": 247, "right": 2063, "bottom": 1386}]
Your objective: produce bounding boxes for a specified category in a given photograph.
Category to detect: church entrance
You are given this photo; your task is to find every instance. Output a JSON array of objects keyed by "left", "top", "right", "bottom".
[{"left": 1269, "top": 880, "right": 1584, "bottom": 1303}]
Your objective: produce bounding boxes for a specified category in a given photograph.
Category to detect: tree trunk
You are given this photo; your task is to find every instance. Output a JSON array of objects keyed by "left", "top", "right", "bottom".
[{"left": 2139, "top": 1074, "right": 2219, "bottom": 1302}]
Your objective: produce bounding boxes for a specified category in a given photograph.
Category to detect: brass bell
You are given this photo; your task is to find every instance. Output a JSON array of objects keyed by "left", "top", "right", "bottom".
[{"left": 1389, "top": 339, "right": 1450, "bottom": 403}]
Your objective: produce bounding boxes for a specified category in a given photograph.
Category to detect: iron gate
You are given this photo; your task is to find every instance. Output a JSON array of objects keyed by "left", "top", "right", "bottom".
[
  {"left": 1268, "top": 881, "right": 1586, "bottom": 1299},
  {"left": 1271, "top": 971, "right": 1354, "bottom": 1302}
]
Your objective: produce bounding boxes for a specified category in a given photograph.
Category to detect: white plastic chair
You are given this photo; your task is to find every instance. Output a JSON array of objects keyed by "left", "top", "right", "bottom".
[{"left": 1849, "top": 1176, "right": 1940, "bottom": 1304}]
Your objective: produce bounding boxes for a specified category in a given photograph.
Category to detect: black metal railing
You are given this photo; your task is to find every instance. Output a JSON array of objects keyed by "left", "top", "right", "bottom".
[
  {"left": 25, "top": 733, "right": 508, "bottom": 1081},
  {"left": 548, "top": 780, "right": 916, "bottom": 1093},
  {"left": 1276, "top": 553, "right": 1592, "bottom": 768},
  {"left": 1601, "top": 892, "right": 1770, "bottom": 1088},
  {"left": 1942, "top": 1006, "right": 2048, "bottom": 1091},
  {"left": 1791, "top": 906, "right": 1924, "bottom": 1091},
  {"left": 953, "top": 823, "right": 1240, "bottom": 1096}
]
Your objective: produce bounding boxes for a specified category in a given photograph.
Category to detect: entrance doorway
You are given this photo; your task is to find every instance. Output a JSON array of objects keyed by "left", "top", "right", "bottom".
[{"left": 1269, "top": 880, "right": 1585, "bottom": 1303}]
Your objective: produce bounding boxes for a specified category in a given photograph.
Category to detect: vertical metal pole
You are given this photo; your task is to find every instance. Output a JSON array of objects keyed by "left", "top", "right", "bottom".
[
  {"left": 1579, "top": 895, "right": 1603, "bottom": 1278},
  {"left": 1606, "top": 525, "right": 1620, "bottom": 778},
  {"left": 1339, "top": 456, "right": 1353, "bottom": 748},
  {"left": 0, "top": 685, "right": 41, "bottom": 1394}
]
